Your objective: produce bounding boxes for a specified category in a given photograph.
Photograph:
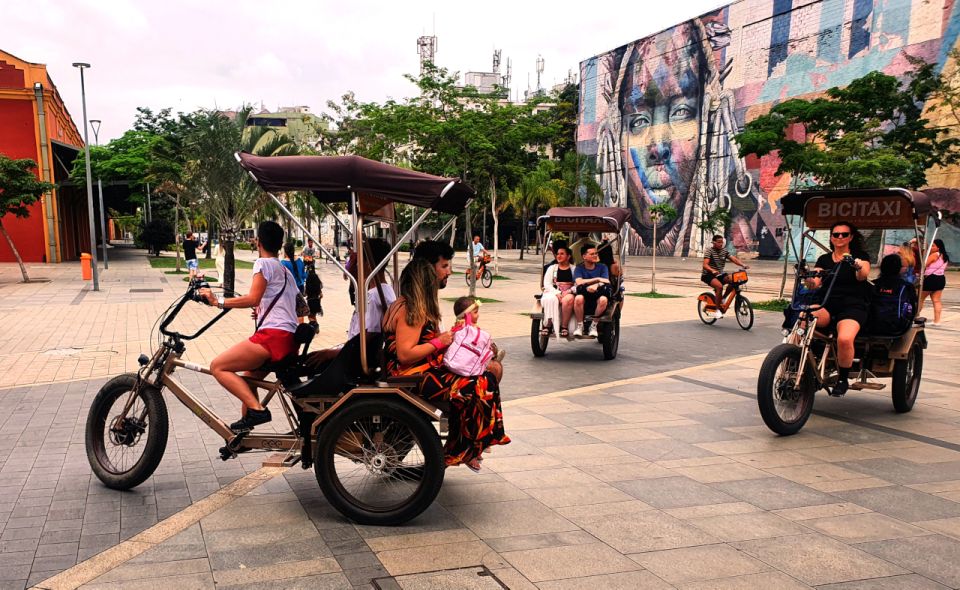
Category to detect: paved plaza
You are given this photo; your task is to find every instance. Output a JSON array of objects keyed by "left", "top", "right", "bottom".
[{"left": 1, "top": 248, "right": 960, "bottom": 589}]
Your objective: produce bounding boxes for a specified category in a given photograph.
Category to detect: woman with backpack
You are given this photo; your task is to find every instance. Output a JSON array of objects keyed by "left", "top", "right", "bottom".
[{"left": 919, "top": 239, "right": 949, "bottom": 326}]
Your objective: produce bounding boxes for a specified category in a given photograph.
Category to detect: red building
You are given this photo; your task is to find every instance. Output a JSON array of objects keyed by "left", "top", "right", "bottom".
[{"left": 0, "top": 49, "right": 87, "bottom": 263}]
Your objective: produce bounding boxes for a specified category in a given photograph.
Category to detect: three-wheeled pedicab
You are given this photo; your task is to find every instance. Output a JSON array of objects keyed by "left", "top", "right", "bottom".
[
  {"left": 529, "top": 207, "right": 632, "bottom": 360},
  {"left": 85, "top": 153, "right": 477, "bottom": 525},
  {"left": 758, "top": 188, "right": 940, "bottom": 435}
]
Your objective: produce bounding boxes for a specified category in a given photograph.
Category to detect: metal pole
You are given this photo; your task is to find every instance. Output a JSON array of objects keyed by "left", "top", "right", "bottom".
[
  {"left": 90, "top": 119, "right": 108, "bottom": 269},
  {"left": 73, "top": 62, "right": 99, "bottom": 291},
  {"left": 146, "top": 182, "right": 151, "bottom": 222}
]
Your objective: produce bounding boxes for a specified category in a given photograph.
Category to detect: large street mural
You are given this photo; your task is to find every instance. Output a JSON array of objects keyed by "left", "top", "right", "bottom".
[{"left": 579, "top": 0, "right": 960, "bottom": 257}]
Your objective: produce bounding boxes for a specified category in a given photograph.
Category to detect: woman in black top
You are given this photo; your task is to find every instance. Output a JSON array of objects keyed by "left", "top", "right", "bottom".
[{"left": 807, "top": 221, "right": 872, "bottom": 396}]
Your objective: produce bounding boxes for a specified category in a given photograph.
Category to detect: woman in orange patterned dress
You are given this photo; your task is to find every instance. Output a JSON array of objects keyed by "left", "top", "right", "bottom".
[{"left": 381, "top": 257, "right": 510, "bottom": 471}]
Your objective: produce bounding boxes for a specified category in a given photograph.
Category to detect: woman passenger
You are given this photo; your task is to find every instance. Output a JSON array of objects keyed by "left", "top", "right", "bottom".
[
  {"left": 898, "top": 244, "right": 917, "bottom": 285},
  {"left": 381, "top": 257, "right": 510, "bottom": 471},
  {"left": 201, "top": 221, "right": 298, "bottom": 431},
  {"left": 541, "top": 245, "right": 576, "bottom": 338},
  {"left": 807, "top": 221, "right": 871, "bottom": 397},
  {"left": 919, "top": 238, "right": 949, "bottom": 326}
]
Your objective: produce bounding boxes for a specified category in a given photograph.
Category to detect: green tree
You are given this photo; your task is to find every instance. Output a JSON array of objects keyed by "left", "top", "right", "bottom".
[
  {"left": 736, "top": 60, "right": 960, "bottom": 189},
  {"left": 181, "top": 107, "right": 298, "bottom": 294},
  {"left": 504, "top": 161, "right": 560, "bottom": 260},
  {"left": 0, "top": 155, "right": 55, "bottom": 282},
  {"left": 649, "top": 203, "right": 678, "bottom": 293}
]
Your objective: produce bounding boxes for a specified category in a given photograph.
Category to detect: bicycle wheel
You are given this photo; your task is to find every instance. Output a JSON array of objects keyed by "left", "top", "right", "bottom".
[
  {"left": 481, "top": 269, "right": 493, "bottom": 288},
  {"left": 735, "top": 295, "right": 754, "bottom": 330},
  {"left": 892, "top": 343, "right": 923, "bottom": 413},
  {"left": 86, "top": 373, "right": 168, "bottom": 490},
  {"left": 601, "top": 316, "right": 620, "bottom": 360},
  {"left": 315, "top": 397, "right": 444, "bottom": 525},
  {"left": 757, "top": 344, "right": 816, "bottom": 435},
  {"left": 530, "top": 318, "right": 549, "bottom": 357},
  {"left": 697, "top": 293, "right": 718, "bottom": 325}
]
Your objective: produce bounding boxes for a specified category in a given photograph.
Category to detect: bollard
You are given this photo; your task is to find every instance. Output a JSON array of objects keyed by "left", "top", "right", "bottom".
[{"left": 80, "top": 252, "right": 92, "bottom": 280}]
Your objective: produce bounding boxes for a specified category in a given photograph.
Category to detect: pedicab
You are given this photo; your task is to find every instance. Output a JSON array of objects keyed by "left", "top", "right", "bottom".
[
  {"left": 529, "top": 207, "right": 632, "bottom": 360},
  {"left": 758, "top": 188, "right": 940, "bottom": 435},
  {"left": 85, "top": 152, "right": 476, "bottom": 525}
]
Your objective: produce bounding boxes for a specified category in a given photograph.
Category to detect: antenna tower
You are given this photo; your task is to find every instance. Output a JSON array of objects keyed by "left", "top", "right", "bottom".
[
  {"left": 417, "top": 35, "right": 437, "bottom": 75},
  {"left": 536, "top": 55, "right": 545, "bottom": 92},
  {"left": 493, "top": 49, "right": 501, "bottom": 74}
]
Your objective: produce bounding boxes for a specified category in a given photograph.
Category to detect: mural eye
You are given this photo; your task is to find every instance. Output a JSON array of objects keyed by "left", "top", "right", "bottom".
[
  {"left": 670, "top": 104, "right": 695, "bottom": 121},
  {"left": 628, "top": 113, "right": 651, "bottom": 132}
]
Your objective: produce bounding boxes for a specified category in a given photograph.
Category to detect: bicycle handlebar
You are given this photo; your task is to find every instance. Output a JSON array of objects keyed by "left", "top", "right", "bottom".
[{"left": 158, "top": 277, "right": 231, "bottom": 341}]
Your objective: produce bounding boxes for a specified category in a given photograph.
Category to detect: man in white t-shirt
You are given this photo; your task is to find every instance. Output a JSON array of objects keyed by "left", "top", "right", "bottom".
[{"left": 472, "top": 234, "right": 489, "bottom": 276}]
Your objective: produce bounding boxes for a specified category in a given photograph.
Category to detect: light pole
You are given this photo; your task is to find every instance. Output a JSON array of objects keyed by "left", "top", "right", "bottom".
[
  {"left": 90, "top": 119, "right": 108, "bottom": 269},
  {"left": 73, "top": 62, "right": 100, "bottom": 291}
]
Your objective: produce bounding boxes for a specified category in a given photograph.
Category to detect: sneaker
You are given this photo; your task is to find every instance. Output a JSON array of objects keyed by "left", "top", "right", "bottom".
[
  {"left": 830, "top": 380, "right": 849, "bottom": 397},
  {"left": 713, "top": 310, "right": 724, "bottom": 319},
  {"left": 229, "top": 408, "right": 272, "bottom": 432},
  {"left": 588, "top": 323, "right": 599, "bottom": 338},
  {"left": 573, "top": 323, "right": 583, "bottom": 338},
  {"left": 494, "top": 348, "right": 507, "bottom": 363}
]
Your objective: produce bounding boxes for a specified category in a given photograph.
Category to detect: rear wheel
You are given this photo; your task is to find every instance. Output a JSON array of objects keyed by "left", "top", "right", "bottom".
[
  {"left": 315, "top": 398, "right": 444, "bottom": 526},
  {"left": 531, "top": 318, "right": 549, "bottom": 357},
  {"left": 757, "top": 344, "right": 816, "bottom": 435},
  {"left": 601, "top": 316, "right": 620, "bottom": 360},
  {"left": 481, "top": 269, "right": 493, "bottom": 288},
  {"left": 735, "top": 295, "right": 754, "bottom": 331},
  {"left": 697, "top": 293, "right": 718, "bottom": 325},
  {"left": 86, "top": 373, "right": 168, "bottom": 490},
  {"left": 892, "top": 344, "right": 923, "bottom": 413}
]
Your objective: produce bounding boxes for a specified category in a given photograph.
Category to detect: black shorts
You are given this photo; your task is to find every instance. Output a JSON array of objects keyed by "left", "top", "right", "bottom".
[
  {"left": 701, "top": 272, "right": 727, "bottom": 286},
  {"left": 822, "top": 296, "right": 869, "bottom": 327},
  {"left": 577, "top": 285, "right": 610, "bottom": 315},
  {"left": 922, "top": 274, "right": 946, "bottom": 292}
]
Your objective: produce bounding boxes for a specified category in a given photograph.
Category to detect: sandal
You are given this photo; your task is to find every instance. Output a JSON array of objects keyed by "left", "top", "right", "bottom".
[{"left": 560, "top": 328, "right": 569, "bottom": 338}]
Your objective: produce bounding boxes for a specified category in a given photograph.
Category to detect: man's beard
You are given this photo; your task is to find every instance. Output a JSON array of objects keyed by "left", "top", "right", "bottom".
[{"left": 438, "top": 278, "right": 447, "bottom": 289}]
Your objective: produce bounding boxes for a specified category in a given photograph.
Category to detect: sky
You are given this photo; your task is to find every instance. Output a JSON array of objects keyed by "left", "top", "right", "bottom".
[{"left": 2, "top": 0, "right": 725, "bottom": 143}]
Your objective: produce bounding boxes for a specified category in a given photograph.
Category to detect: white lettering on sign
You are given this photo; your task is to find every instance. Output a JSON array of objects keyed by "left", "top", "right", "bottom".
[{"left": 812, "top": 199, "right": 902, "bottom": 224}]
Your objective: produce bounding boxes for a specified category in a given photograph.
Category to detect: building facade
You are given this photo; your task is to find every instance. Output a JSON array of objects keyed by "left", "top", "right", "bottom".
[
  {"left": 578, "top": 0, "right": 960, "bottom": 257},
  {"left": 0, "top": 49, "right": 86, "bottom": 263}
]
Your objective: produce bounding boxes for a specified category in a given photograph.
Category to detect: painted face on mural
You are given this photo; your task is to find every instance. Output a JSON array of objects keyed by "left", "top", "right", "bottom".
[{"left": 619, "top": 24, "right": 705, "bottom": 234}]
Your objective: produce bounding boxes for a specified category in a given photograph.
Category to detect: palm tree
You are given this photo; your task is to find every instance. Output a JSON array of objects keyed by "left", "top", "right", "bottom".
[
  {"left": 182, "top": 107, "right": 298, "bottom": 294},
  {"left": 503, "top": 161, "right": 559, "bottom": 260}
]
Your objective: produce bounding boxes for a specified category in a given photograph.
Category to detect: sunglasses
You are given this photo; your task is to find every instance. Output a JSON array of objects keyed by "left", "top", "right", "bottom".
[{"left": 831, "top": 232, "right": 851, "bottom": 238}]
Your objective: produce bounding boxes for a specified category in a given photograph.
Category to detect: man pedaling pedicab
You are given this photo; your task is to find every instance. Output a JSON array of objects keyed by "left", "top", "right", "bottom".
[
  {"left": 199, "top": 221, "right": 299, "bottom": 432},
  {"left": 701, "top": 235, "right": 750, "bottom": 319},
  {"left": 804, "top": 221, "right": 872, "bottom": 398}
]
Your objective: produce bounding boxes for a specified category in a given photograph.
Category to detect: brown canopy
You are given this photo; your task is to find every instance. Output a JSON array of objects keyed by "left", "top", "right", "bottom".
[
  {"left": 538, "top": 207, "right": 632, "bottom": 232},
  {"left": 236, "top": 152, "right": 475, "bottom": 214}
]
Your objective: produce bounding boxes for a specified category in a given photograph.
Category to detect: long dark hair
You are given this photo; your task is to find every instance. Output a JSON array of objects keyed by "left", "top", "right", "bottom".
[
  {"left": 829, "top": 221, "right": 865, "bottom": 254},
  {"left": 283, "top": 242, "right": 301, "bottom": 283},
  {"left": 934, "top": 238, "right": 950, "bottom": 263}
]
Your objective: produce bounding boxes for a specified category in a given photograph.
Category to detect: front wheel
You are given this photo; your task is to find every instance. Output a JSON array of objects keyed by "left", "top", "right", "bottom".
[
  {"left": 86, "top": 373, "right": 169, "bottom": 490},
  {"left": 757, "top": 344, "right": 816, "bottom": 435},
  {"left": 601, "top": 316, "right": 620, "bottom": 360},
  {"left": 892, "top": 344, "right": 923, "bottom": 413},
  {"left": 481, "top": 269, "right": 493, "bottom": 288},
  {"left": 735, "top": 295, "right": 754, "bottom": 331},
  {"left": 697, "top": 293, "right": 718, "bottom": 325},
  {"left": 315, "top": 398, "right": 445, "bottom": 526},
  {"left": 531, "top": 318, "right": 549, "bottom": 357}
]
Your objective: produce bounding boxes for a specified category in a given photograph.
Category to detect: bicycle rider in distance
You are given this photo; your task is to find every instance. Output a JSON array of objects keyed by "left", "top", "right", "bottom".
[
  {"left": 472, "top": 234, "right": 489, "bottom": 277},
  {"left": 701, "top": 234, "right": 750, "bottom": 319}
]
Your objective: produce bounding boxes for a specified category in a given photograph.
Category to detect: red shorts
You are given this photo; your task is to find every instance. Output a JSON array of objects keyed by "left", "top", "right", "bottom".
[{"left": 249, "top": 329, "right": 295, "bottom": 362}]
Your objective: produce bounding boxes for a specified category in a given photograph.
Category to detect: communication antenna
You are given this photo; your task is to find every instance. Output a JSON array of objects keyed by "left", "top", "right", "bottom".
[
  {"left": 503, "top": 57, "right": 512, "bottom": 92},
  {"left": 493, "top": 49, "right": 501, "bottom": 74},
  {"left": 536, "top": 54, "right": 545, "bottom": 92},
  {"left": 417, "top": 35, "right": 437, "bottom": 75}
]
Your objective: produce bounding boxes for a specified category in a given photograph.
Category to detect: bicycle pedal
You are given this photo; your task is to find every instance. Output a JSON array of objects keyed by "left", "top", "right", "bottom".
[{"left": 218, "top": 446, "right": 236, "bottom": 461}]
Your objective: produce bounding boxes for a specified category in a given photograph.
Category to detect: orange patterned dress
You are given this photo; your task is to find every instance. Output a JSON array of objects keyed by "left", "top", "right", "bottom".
[{"left": 383, "top": 318, "right": 510, "bottom": 467}]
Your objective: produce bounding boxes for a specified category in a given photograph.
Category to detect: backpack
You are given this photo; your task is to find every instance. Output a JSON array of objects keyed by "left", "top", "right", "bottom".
[
  {"left": 782, "top": 285, "right": 821, "bottom": 331},
  {"left": 305, "top": 268, "right": 324, "bottom": 316},
  {"left": 442, "top": 314, "right": 494, "bottom": 377},
  {"left": 870, "top": 279, "right": 915, "bottom": 336}
]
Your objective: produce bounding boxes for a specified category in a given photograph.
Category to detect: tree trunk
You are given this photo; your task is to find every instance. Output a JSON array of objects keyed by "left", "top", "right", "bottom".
[
  {"left": 174, "top": 193, "right": 182, "bottom": 273},
  {"left": 519, "top": 207, "right": 527, "bottom": 261},
  {"left": 222, "top": 226, "right": 236, "bottom": 296},
  {"left": 206, "top": 220, "right": 214, "bottom": 259},
  {"left": 0, "top": 220, "right": 30, "bottom": 283},
  {"left": 466, "top": 203, "right": 476, "bottom": 297},
  {"left": 490, "top": 176, "right": 500, "bottom": 276},
  {"left": 448, "top": 217, "right": 457, "bottom": 248}
]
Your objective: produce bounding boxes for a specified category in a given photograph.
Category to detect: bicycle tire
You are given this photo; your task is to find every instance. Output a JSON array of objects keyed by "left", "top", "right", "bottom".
[
  {"left": 735, "top": 295, "right": 754, "bottom": 330},
  {"left": 481, "top": 269, "right": 493, "bottom": 288}
]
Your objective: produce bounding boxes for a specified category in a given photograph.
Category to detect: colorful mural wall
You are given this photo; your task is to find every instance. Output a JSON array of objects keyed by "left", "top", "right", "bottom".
[{"left": 578, "top": 0, "right": 960, "bottom": 257}]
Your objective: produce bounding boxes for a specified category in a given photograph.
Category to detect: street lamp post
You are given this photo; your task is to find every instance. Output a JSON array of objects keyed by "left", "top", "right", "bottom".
[
  {"left": 73, "top": 62, "right": 100, "bottom": 291},
  {"left": 90, "top": 119, "right": 108, "bottom": 269}
]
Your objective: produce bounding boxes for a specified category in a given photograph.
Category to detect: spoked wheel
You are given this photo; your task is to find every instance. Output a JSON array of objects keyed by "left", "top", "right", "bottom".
[
  {"left": 735, "top": 295, "right": 754, "bottom": 330},
  {"left": 601, "top": 316, "right": 620, "bottom": 360},
  {"left": 481, "top": 269, "right": 493, "bottom": 288},
  {"left": 86, "top": 373, "right": 169, "bottom": 489},
  {"left": 530, "top": 318, "right": 549, "bottom": 357},
  {"left": 697, "top": 293, "right": 718, "bottom": 325},
  {"left": 315, "top": 398, "right": 444, "bottom": 525},
  {"left": 892, "top": 343, "right": 923, "bottom": 413},
  {"left": 757, "top": 344, "right": 816, "bottom": 435}
]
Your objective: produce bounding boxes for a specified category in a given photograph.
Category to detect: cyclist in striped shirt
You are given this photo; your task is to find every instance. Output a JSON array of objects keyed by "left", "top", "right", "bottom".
[{"left": 701, "top": 235, "right": 749, "bottom": 318}]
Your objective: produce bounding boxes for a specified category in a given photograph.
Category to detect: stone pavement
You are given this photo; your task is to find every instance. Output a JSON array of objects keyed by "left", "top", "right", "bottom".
[{"left": 0, "top": 319, "right": 956, "bottom": 589}]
